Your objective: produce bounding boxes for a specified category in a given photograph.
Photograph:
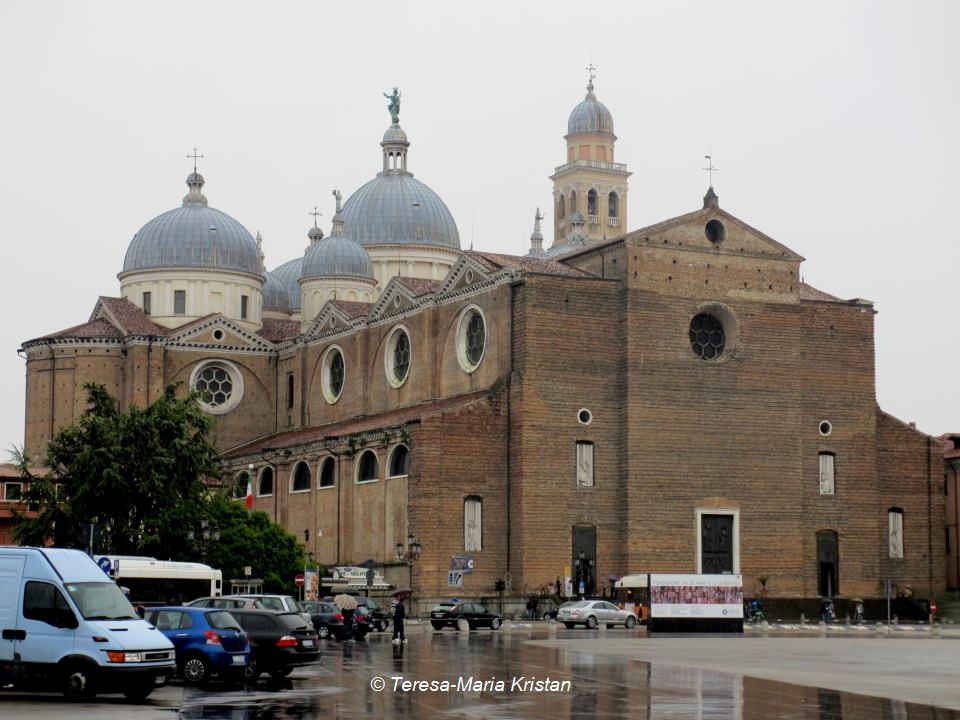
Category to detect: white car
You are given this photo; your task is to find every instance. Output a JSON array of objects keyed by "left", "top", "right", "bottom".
[
  {"left": 233, "top": 594, "right": 312, "bottom": 624},
  {"left": 556, "top": 600, "right": 638, "bottom": 629}
]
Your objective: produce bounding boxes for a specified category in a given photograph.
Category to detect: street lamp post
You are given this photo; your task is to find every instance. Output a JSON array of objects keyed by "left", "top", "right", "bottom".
[
  {"left": 187, "top": 519, "right": 220, "bottom": 564},
  {"left": 395, "top": 532, "right": 422, "bottom": 592}
]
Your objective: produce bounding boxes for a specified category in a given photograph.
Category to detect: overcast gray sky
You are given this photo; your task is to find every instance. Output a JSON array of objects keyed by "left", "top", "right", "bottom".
[{"left": 1, "top": 0, "right": 957, "bottom": 456}]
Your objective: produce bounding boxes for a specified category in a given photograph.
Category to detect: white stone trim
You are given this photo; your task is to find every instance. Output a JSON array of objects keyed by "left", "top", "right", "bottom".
[
  {"left": 383, "top": 324, "right": 412, "bottom": 388},
  {"left": 455, "top": 304, "right": 486, "bottom": 374},
  {"left": 189, "top": 359, "right": 245, "bottom": 415},
  {"left": 321, "top": 345, "right": 346, "bottom": 405},
  {"left": 694, "top": 507, "right": 740, "bottom": 574}
]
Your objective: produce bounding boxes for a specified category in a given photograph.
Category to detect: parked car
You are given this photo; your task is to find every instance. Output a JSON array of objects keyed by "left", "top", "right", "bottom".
[
  {"left": 350, "top": 595, "right": 390, "bottom": 632},
  {"left": 542, "top": 600, "right": 581, "bottom": 620},
  {"left": 556, "top": 600, "right": 638, "bottom": 629},
  {"left": 186, "top": 596, "right": 263, "bottom": 610},
  {"left": 234, "top": 594, "right": 312, "bottom": 624},
  {"left": 430, "top": 602, "right": 502, "bottom": 631},
  {"left": 228, "top": 610, "right": 319, "bottom": 680},
  {"left": 145, "top": 606, "right": 249, "bottom": 685},
  {"left": 300, "top": 600, "right": 370, "bottom": 640}
]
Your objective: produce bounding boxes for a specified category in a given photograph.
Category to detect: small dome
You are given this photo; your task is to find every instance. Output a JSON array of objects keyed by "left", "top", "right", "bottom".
[
  {"left": 123, "top": 174, "right": 261, "bottom": 275},
  {"left": 308, "top": 225, "right": 325, "bottom": 242},
  {"left": 271, "top": 257, "right": 303, "bottom": 311},
  {"left": 302, "top": 232, "right": 373, "bottom": 280},
  {"left": 567, "top": 80, "right": 614, "bottom": 136},
  {"left": 262, "top": 270, "right": 289, "bottom": 311},
  {"left": 382, "top": 123, "right": 409, "bottom": 144},
  {"left": 342, "top": 172, "right": 460, "bottom": 249}
]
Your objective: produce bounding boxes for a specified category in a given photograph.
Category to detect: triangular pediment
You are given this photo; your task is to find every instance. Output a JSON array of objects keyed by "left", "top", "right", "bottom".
[
  {"left": 165, "top": 314, "right": 274, "bottom": 351},
  {"left": 304, "top": 302, "right": 368, "bottom": 340},
  {"left": 368, "top": 277, "right": 435, "bottom": 323},
  {"left": 436, "top": 254, "right": 496, "bottom": 298},
  {"left": 624, "top": 206, "right": 804, "bottom": 262}
]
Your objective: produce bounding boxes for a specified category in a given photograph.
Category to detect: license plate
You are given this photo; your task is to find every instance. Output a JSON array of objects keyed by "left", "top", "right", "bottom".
[
  {"left": 153, "top": 675, "right": 166, "bottom": 685},
  {"left": 302, "top": 639, "right": 314, "bottom": 647},
  {"left": 232, "top": 654, "right": 247, "bottom": 664}
]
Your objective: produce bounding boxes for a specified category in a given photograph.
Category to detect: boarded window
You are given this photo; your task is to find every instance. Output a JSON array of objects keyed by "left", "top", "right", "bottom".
[
  {"left": 888, "top": 508, "right": 904, "bottom": 559},
  {"left": 818, "top": 453, "right": 835, "bottom": 495},
  {"left": 174, "top": 290, "right": 186, "bottom": 314},
  {"left": 142, "top": 292, "right": 152, "bottom": 315},
  {"left": 576, "top": 441, "right": 594, "bottom": 487},
  {"left": 464, "top": 497, "right": 482, "bottom": 552}
]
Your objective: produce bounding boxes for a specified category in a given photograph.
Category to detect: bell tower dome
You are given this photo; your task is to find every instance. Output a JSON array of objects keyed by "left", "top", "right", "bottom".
[{"left": 548, "top": 67, "right": 631, "bottom": 250}]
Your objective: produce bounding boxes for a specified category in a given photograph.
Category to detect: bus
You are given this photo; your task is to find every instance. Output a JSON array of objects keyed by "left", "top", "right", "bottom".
[
  {"left": 94, "top": 555, "right": 222, "bottom": 606},
  {"left": 613, "top": 574, "right": 650, "bottom": 623}
]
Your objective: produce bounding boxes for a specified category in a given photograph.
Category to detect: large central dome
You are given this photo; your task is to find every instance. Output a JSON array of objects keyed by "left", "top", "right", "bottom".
[{"left": 341, "top": 120, "right": 460, "bottom": 250}]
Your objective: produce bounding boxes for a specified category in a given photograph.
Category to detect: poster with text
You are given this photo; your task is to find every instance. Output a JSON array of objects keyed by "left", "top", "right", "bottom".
[{"left": 649, "top": 573, "right": 743, "bottom": 619}]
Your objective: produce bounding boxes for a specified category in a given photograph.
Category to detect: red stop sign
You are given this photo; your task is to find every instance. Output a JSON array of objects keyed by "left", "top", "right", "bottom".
[
  {"left": 930, "top": 601, "right": 938, "bottom": 614},
  {"left": 294, "top": 573, "right": 305, "bottom": 586}
]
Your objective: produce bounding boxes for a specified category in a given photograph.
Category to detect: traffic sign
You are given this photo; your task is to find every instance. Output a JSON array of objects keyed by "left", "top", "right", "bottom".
[
  {"left": 97, "top": 557, "right": 112, "bottom": 574},
  {"left": 294, "top": 573, "right": 305, "bottom": 587},
  {"left": 448, "top": 571, "right": 463, "bottom": 587}
]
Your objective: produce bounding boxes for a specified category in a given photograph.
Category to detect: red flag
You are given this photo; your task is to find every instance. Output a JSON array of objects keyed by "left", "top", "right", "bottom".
[{"left": 245, "top": 479, "right": 253, "bottom": 510}]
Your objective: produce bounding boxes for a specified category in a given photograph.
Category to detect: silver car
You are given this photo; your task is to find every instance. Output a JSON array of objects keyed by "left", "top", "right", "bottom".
[{"left": 556, "top": 600, "right": 638, "bottom": 629}]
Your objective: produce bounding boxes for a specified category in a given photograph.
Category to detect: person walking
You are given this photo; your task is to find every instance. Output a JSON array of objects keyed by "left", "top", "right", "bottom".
[
  {"left": 392, "top": 597, "right": 406, "bottom": 644},
  {"left": 342, "top": 605, "right": 356, "bottom": 643}
]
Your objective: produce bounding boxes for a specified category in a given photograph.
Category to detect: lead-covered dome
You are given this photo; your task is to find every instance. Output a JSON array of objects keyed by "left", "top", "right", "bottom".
[
  {"left": 262, "top": 270, "right": 289, "bottom": 311},
  {"left": 271, "top": 257, "right": 303, "bottom": 311},
  {"left": 302, "top": 216, "right": 374, "bottom": 279},
  {"left": 123, "top": 173, "right": 261, "bottom": 275},
  {"left": 567, "top": 79, "right": 615, "bottom": 137},
  {"left": 341, "top": 120, "right": 460, "bottom": 250}
]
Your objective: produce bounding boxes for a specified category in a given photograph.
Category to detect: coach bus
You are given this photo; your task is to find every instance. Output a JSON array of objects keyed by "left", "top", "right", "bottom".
[{"left": 95, "top": 555, "right": 222, "bottom": 606}]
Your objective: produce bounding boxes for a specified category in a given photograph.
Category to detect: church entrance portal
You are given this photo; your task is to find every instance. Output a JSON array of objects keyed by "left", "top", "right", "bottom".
[
  {"left": 817, "top": 530, "right": 839, "bottom": 596},
  {"left": 572, "top": 526, "right": 596, "bottom": 596},
  {"left": 700, "top": 514, "right": 734, "bottom": 574}
]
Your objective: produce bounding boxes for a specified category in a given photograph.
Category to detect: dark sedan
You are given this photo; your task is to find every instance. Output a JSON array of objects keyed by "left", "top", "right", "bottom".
[
  {"left": 229, "top": 610, "right": 319, "bottom": 679},
  {"left": 430, "top": 602, "right": 502, "bottom": 631},
  {"left": 300, "top": 600, "right": 369, "bottom": 640}
]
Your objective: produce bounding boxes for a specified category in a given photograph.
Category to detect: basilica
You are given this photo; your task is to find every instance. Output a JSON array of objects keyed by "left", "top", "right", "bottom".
[{"left": 17, "top": 76, "right": 946, "bottom": 607}]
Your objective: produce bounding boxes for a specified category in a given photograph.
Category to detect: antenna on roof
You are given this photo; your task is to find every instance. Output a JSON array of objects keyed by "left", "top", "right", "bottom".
[{"left": 703, "top": 149, "right": 718, "bottom": 188}]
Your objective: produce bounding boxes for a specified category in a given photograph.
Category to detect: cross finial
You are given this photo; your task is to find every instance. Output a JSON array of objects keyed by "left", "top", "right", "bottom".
[
  {"left": 187, "top": 147, "right": 204, "bottom": 173},
  {"left": 703, "top": 153, "right": 718, "bottom": 187},
  {"left": 310, "top": 206, "right": 323, "bottom": 228},
  {"left": 586, "top": 63, "right": 596, "bottom": 83}
]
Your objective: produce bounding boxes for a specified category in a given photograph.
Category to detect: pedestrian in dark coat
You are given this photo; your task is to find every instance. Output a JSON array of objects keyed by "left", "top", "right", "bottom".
[{"left": 392, "top": 599, "right": 406, "bottom": 644}]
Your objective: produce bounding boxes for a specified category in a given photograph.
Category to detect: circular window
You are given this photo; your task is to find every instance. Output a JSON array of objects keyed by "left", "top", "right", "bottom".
[
  {"left": 190, "top": 360, "right": 244, "bottom": 414},
  {"left": 705, "top": 219, "right": 726, "bottom": 244},
  {"left": 384, "top": 326, "right": 411, "bottom": 388},
  {"left": 456, "top": 306, "right": 487, "bottom": 373},
  {"left": 212, "top": 329, "right": 225, "bottom": 341},
  {"left": 578, "top": 408, "right": 593, "bottom": 425},
  {"left": 819, "top": 421, "right": 833, "bottom": 437},
  {"left": 465, "top": 270, "right": 474, "bottom": 283},
  {"left": 689, "top": 313, "right": 726, "bottom": 360},
  {"left": 321, "top": 346, "right": 346, "bottom": 404}
]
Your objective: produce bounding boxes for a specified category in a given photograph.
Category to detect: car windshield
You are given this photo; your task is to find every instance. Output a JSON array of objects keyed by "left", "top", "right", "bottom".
[
  {"left": 206, "top": 610, "right": 241, "bottom": 630},
  {"left": 64, "top": 582, "right": 138, "bottom": 620},
  {"left": 277, "top": 613, "right": 310, "bottom": 631},
  {"left": 362, "top": 598, "right": 380, "bottom": 610},
  {"left": 564, "top": 601, "right": 590, "bottom": 608}
]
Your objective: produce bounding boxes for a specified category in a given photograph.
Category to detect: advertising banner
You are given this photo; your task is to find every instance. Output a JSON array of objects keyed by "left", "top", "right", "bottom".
[{"left": 649, "top": 573, "right": 743, "bottom": 619}]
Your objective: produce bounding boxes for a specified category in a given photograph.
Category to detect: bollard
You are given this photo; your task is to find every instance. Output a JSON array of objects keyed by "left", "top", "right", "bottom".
[
  {"left": 548, "top": 620, "right": 557, "bottom": 637},
  {"left": 893, "top": 614, "right": 898, "bottom": 626},
  {"left": 800, "top": 613, "right": 805, "bottom": 627},
  {"left": 598, "top": 620, "right": 607, "bottom": 637},
  {"left": 502, "top": 619, "right": 512, "bottom": 635},
  {"left": 760, "top": 620, "right": 770, "bottom": 637},
  {"left": 818, "top": 620, "right": 827, "bottom": 637},
  {"left": 933, "top": 623, "right": 942, "bottom": 639},
  {"left": 845, "top": 614, "right": 850, "bottom": 626},
  {"left": 876, "top": 621, "right": 884, "bottom": 637}
]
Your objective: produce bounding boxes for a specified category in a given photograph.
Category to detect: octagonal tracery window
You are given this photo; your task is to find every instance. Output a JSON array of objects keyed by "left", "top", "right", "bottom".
[
  {"left": 689, "top": 313, "right": 725, "bottom": 360},
  {"left": 190, "top": 360, "right": 244, "bottom": 414}
]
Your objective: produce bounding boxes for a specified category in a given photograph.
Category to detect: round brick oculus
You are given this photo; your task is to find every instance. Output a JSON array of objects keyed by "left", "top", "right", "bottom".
[{"left": 689, "top": 313, "right": 725, "bottom": 360}]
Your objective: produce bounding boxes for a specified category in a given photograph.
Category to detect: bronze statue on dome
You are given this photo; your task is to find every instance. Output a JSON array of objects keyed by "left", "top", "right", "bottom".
[{"left": 384, "top": 87, "right": 401, "bottom": 124}]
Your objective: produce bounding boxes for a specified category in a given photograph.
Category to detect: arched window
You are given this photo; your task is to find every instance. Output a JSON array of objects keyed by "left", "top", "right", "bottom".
[
  {"left": 558, "top": 194, "right": 566, "bottom": 220},
  {"left": 291, "top": 461, "right": 311, "bottom": 493},
  {"left": 388, "top": 445, "right": 410, "bottom": 477},
  {"left": 232, "top": 471, "right": 249, "bottom": 500},
  {"left": 570, "top": 190, "right": 578, "bottom": 216},
  {"left": 587, "top": 189, "right": 598, "bottom": 216},
  {"left": 608, "top": 191, "right": 619, "bottom": 218},
  {"left": 464, "top": 496, "right": 482, "bottom": 552},
  {"left": 357, "top": 450, "right": 379, "bottom": 483},
  {"left": 888, "top": 508, "right": 904, "bottom": 559},
  {"left": 318, "top": 457, "right": 335, "bottom": 488},
  {"left": 258, "top": 467, "right": 274, "bottom": 497}
]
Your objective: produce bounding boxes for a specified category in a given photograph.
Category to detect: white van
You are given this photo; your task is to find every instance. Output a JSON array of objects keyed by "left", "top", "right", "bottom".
[{"left": 0, "top": 547, "right": 176, "bottom": 701}]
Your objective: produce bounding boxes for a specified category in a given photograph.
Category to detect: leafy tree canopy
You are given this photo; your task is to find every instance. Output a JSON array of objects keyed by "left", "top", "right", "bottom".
[{"left": 14, "top": 382, "right": 305, "bottom": 593}]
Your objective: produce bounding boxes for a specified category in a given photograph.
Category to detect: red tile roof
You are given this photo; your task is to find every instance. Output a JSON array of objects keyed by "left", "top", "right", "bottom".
[
  {"left": 396, "top": 277, "right": 444, "bottom": 295},
  {"left": 467, "top": 251, "right": 594, "bottom": 278},
  {"left": 329, "top": 300, "right": 374, "bottom": 319},
  {"left": 799, "top": 283, "right": 844, "bottom": 303},
  {"left": 0, "top": 463, "right": 44, "bottom": 478},
  {"left": 258, "top": 318, "right": 301, "bottom": 343},
  {"left": 222, "top": 390, "right": 489, "bottom": 459},
  {"left": 96, "top": 297, "right": 167, "bottom": 336},
  {"left": 46, "top": 319, "right": 124, "bottom": 339}
]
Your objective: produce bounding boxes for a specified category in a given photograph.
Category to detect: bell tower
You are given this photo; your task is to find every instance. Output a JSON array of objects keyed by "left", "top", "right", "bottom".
[{"left": 549, "top": 68, "right": 631, "bottom": 250}]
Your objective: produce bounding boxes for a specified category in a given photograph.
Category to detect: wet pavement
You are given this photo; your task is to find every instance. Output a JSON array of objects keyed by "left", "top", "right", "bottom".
[{"left": 3, "top": 622, "right": 959, "bottom": 719}]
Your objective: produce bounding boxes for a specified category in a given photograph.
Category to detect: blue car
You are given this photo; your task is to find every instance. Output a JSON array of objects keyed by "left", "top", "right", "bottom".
[{"left": 146, "top": 606, "right": 249, "bottom": 685}]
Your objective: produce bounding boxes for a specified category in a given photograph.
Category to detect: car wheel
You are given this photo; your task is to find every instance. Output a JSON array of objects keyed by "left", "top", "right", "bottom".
[
  {"left": 268, "top": 666, "right": 293, "bottom": 679},
  {"left": 317, "top": 624, "right": 331, "bottom": 639},
  {"left": 375, "top": 620, "right": 385, "bottom": 632},
  {"left": 625, "top": 615, "right": 637, "bottom": 629},
  {"left": 585, "top": 616, "right": 598, "bottom": 629},
  {"left": 563, "top": 622, "right": 575, "bottom": 629},
  {"left": 181, "top": 653, "right": 210, "bottom": 685},
  {"left": 456, "top": 618, "right": 470, "bottom": 632},
  {"left": 541, "top": 611, "right": 553, "bottom": 621},
  {"left": 60, "top": 661, "right": 97, "bottom": 700},
  {"left": 431, "top": 621, "right": 444, "bottom": 630},
  {"left": 490, "top": 618, "right": 501, "bottom": 630},
  {"left": 244, "top": 654, "right": 261, "bottom": 681},
  {"left": 122, "top": 682, "right": 155, "bottom": 702}
]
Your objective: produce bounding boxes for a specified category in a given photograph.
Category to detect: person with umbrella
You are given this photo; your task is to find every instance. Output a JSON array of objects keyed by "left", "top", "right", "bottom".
[
  {"left": 392, "top": 588, "right": 409, "bottom": 644},
  {"left": 334, "top": 594, "right": 359, "bottom": 643}
]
